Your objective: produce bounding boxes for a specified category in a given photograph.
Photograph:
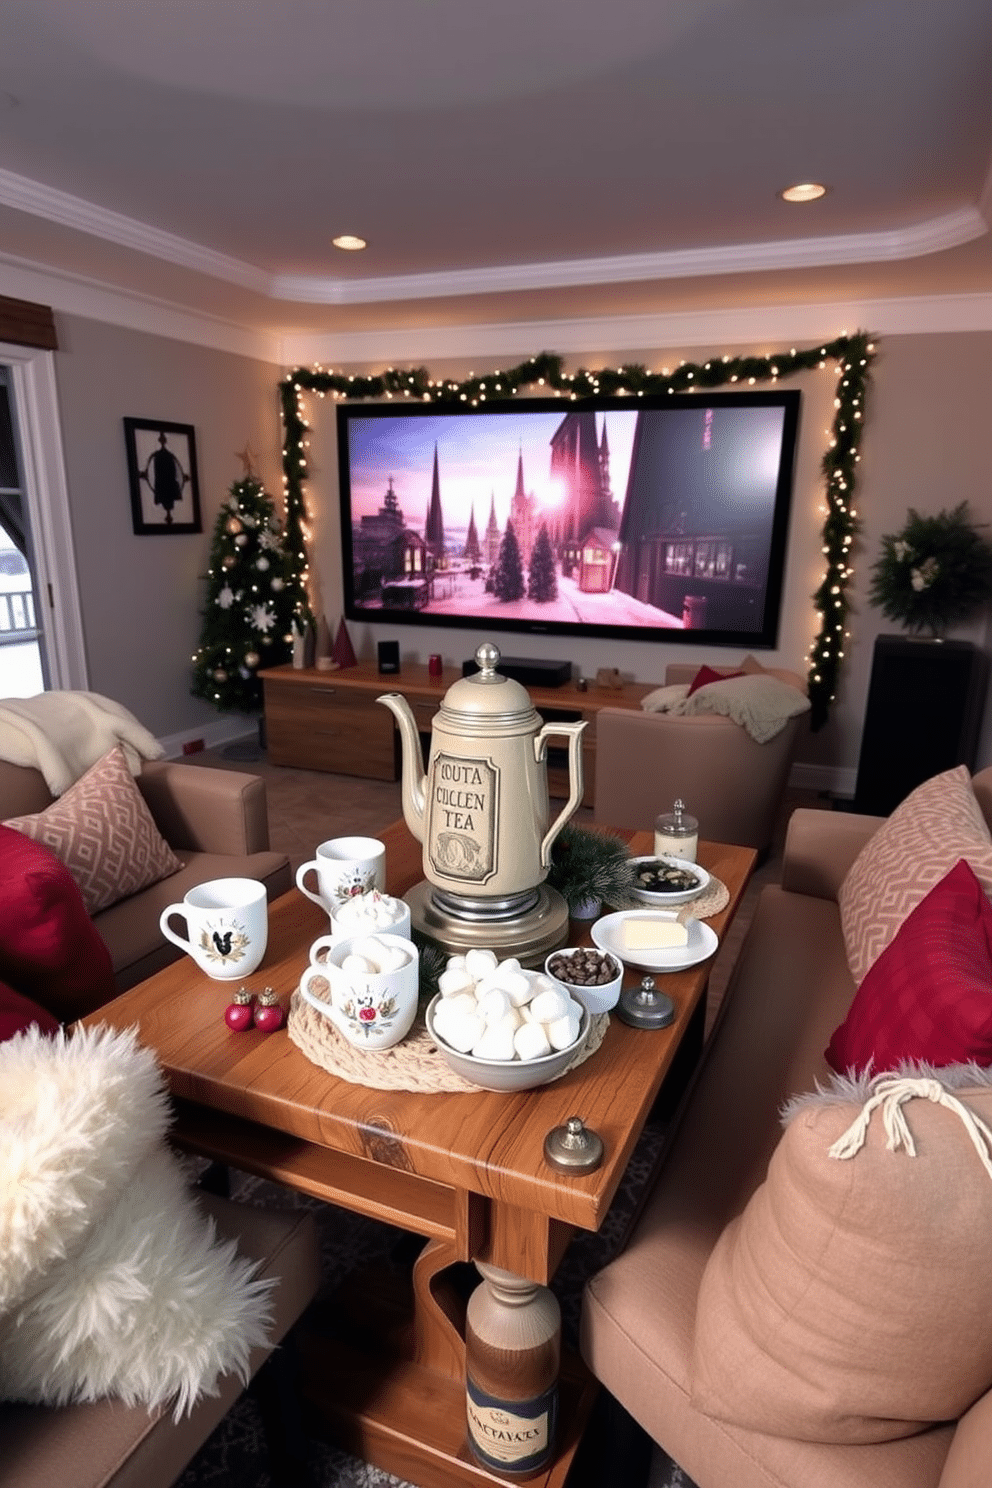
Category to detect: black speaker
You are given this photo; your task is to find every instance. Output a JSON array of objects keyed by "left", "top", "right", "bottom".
[
  {"left": 853, "top": 636, "right": 989, "bottom": 815},
  {"left": 377, "top": 640, "right": 400, "bottom": 675},
  {"left": 461, "top": 655, "right": 571, "bottom": 688}
]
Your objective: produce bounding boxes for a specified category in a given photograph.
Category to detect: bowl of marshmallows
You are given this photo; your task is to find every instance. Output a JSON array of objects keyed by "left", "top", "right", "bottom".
[{"left": 426, "top": 947, "right": 589, "bottom": 1092}]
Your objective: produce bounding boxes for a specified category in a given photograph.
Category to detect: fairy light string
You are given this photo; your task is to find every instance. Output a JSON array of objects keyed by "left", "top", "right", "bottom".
[{"left": 278, "top": 332, "right": 876, "bottom": 729}]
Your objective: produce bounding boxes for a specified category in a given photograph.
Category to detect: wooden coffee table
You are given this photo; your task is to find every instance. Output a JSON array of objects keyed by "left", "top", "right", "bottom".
[{"left": 84, "top": 821, "right": 755, "bottom": 1488}]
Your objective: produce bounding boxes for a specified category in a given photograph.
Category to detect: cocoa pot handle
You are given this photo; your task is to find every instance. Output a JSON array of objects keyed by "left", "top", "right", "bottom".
[{"left": 535, "top": 720, "right": 587, "bottom": 868}]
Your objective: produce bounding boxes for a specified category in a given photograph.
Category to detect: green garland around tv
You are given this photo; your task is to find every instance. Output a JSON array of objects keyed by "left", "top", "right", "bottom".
[{"left": 279, "top": 332, "right": 876, "bottom": 730}]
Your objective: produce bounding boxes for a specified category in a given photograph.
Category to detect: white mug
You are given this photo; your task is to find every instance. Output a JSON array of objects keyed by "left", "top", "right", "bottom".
[
  {"left": 295, "top": 836, "right": 386, "bottom": 917},
  {"left": 298, "top": 932, "right": 419, "bottom": 1051},
  {"left": 160, "top": 877, "right": 268, "bottom": 980}
]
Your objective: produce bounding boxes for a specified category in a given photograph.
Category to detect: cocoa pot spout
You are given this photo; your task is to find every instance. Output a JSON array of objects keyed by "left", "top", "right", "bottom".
[{"left": 377, "top": 692, "right": 427, "bottom": 843}]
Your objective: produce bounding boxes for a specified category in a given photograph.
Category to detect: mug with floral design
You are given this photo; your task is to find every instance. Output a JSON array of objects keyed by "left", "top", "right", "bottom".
[
  {"left": 295, "top": 836, "right": 386, "bottom": 920},
  {"left": 297, "top": 932, "right": 419, "bottom": 1051}
]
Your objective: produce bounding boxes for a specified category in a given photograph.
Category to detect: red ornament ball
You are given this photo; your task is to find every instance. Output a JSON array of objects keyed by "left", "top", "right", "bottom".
[
  {"left": 253, "top": 989, "right": 285, "bottom": 1032},
  {"left": 224, "top": 991, "right": 254, "bottom": 1032}
]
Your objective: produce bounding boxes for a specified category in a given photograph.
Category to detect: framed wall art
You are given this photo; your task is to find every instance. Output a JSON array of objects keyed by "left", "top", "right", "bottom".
[{"left": 124, "top": 417, "right": 202, "bottom": 534}]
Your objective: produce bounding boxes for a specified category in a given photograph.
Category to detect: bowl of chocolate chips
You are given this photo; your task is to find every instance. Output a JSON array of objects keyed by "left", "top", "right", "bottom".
[{"left": 545, "top": 946, "right": 623, "bottom": 1015}]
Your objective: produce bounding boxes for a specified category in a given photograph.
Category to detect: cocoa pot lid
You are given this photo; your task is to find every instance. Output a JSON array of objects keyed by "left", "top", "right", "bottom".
[{"left": 438, "top": 642, "right": 538, "bottom": 724}]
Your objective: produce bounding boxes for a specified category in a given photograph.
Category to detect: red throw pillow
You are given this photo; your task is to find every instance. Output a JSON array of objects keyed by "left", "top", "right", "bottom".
[
  {"left": 687, "top": 665, "right": 746, "bottom": 696},
  {"left": 0, "top": 978, "right": 60, "bottom": 1042},
  {"left": 826, "top": 859, "right": 992, "bottom": 1074},
  {"left": 0, "top": 824, "right": 115, "bottom": 1022}
]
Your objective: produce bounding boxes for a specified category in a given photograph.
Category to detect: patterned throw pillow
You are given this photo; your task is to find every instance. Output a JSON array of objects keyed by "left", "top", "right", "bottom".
[
  {"left": 827, "top": 860, "right": 992, "bottom": 1074},
  {"left": 4, "top": 746, "right": 182, "bottom": 915},
  {"left": 838, "top": 766, "right": 992, "bottom": 987}
]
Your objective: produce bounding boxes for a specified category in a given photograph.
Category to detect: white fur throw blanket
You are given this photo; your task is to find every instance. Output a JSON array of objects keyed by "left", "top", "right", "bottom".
[
  {"left": 641, "top": 673, "right": 810, "bottom": 743},
  {"left": 0, "top": 691, "right": 164, "bottom": 796},
  {"left": 0, "top": 1025, "right": 273, "bottom": 1418}
]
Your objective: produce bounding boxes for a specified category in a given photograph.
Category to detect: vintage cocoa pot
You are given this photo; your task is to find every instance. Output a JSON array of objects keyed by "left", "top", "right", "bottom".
[{"left": 377, "top": 642, "right": 585, "bottom": 918}]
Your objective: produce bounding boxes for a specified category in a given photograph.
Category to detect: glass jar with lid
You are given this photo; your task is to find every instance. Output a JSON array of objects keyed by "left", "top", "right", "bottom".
[{"left": 654, "top": 799, "right": 699, "bottom": 862}]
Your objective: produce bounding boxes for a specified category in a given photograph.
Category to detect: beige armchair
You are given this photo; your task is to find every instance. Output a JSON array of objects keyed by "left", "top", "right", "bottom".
[{"left": 593, "top": 664, "right": 807, "bottom": 855}]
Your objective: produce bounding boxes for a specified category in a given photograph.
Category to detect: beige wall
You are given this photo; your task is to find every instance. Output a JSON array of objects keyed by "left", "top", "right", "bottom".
[
  {"left": 51, "top": 314, "right": 284, "bottom": 739},
  {"left": 296, "top": 331, "right": 992, "bottom": 789}
]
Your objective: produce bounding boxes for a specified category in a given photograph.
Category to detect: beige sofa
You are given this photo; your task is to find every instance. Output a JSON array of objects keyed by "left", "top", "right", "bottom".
[
  {"left": 581, "top": 765, "right": 992, "bottom": 1488},
  {"left": 0, "top": 757, "right": 292, "bottom": 999},
  {"left": 593, "top": 662, "right": 807, "bottom": 856}
]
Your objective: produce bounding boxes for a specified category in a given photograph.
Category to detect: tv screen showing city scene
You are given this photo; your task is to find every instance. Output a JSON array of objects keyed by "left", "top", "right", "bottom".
[{"left": 337, "top": 390, "right": 800, "bottom": 647}]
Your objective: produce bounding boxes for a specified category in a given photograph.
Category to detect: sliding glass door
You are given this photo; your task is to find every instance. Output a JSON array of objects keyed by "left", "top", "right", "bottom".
[
  {"left": 0, "top": 343, "right": 86, "bottom": 697},
  {"left": 0, "top": 365, "right": 45, "bottom": 695}
]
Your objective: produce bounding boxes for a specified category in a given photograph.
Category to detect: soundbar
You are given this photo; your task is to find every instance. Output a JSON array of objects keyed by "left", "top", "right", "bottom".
[{"left": 461, "top": 655, "right": 572, "bottom": 689}]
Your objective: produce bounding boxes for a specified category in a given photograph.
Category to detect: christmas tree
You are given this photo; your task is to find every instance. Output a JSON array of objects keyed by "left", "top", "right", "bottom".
[
  {"left": 191, "top": 466, "right": 306, "bottom": 714},
  {"left": 527, "top": 522, "right": 558, "bottom": 602},
  {"left": 492, "top": 519, "right": 525, "bottom": 602}
]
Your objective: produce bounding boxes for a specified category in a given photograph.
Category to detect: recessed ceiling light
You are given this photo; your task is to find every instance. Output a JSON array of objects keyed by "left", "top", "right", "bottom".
[
  {"left": 332, "top": 234, "right": 367, "bottom": 251},
  {"left": 780, "top": 182, "right": 827, "bottom": 203}
]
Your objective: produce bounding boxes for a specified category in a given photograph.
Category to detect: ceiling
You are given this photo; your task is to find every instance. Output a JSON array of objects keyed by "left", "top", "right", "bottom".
[{"left": 2, "top": 0, "right": 992, "bottom": 340}]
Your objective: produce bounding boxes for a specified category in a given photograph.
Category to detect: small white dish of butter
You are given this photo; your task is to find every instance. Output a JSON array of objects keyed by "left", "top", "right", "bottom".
[{"left": 590, "top": 909, "right": 718, "bottom": 973}]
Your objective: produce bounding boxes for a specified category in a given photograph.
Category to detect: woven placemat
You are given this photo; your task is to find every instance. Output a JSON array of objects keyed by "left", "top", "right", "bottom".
[
  {"left": 676, "top": 874, "right": 729, "bottom": 922},
  {"left": 288, "top": 983, "right": 609, "bottom": 1094}
]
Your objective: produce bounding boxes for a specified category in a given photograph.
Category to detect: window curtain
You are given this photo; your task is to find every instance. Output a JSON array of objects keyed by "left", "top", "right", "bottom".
[{"left": 0, "top": 295, "right": 57, "bottom": 350}]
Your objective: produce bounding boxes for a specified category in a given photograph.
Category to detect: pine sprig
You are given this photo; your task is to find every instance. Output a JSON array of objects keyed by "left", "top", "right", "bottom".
[{"left": 546, "top": 824, "right": 639, "bottom": 912}]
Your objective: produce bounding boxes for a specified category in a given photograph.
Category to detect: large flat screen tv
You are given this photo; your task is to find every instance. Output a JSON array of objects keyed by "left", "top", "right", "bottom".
[{"left": 337, "top": 389, "right": 800, "bottom": 649}]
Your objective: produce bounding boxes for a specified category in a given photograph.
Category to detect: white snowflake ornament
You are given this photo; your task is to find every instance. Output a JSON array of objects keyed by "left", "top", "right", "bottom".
[{"left": 250, "top": 604, "right": 276, "bottom": 633}]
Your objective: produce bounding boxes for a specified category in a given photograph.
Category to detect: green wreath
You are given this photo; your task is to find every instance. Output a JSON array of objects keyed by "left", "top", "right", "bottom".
[{"left": 869, "top": 503, "right": 992, "bottom": 638}]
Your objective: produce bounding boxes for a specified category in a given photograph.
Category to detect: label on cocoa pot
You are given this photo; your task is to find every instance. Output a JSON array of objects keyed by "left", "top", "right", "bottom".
[
  {"left": 466, "top": 1376, "right": 557, "bottom": 1473},
  {"left": 427, "top": 752, "right": 498, "bottom": 883}
]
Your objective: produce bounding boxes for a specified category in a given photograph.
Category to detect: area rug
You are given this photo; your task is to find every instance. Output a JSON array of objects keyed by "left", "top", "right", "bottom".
[{"left": 176, "top": 1115, "right": 696, "bottom": 1488}]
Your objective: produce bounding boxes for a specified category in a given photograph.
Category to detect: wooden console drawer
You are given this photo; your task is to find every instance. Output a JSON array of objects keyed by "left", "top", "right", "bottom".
[{"left": 264, "top": 681, "right": 398, "bottom": 779}]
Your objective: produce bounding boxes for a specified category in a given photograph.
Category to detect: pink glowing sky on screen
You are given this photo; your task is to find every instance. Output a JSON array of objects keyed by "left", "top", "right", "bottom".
[{"left": 345, "top": 410, "right": 639, "bottom": 529}]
